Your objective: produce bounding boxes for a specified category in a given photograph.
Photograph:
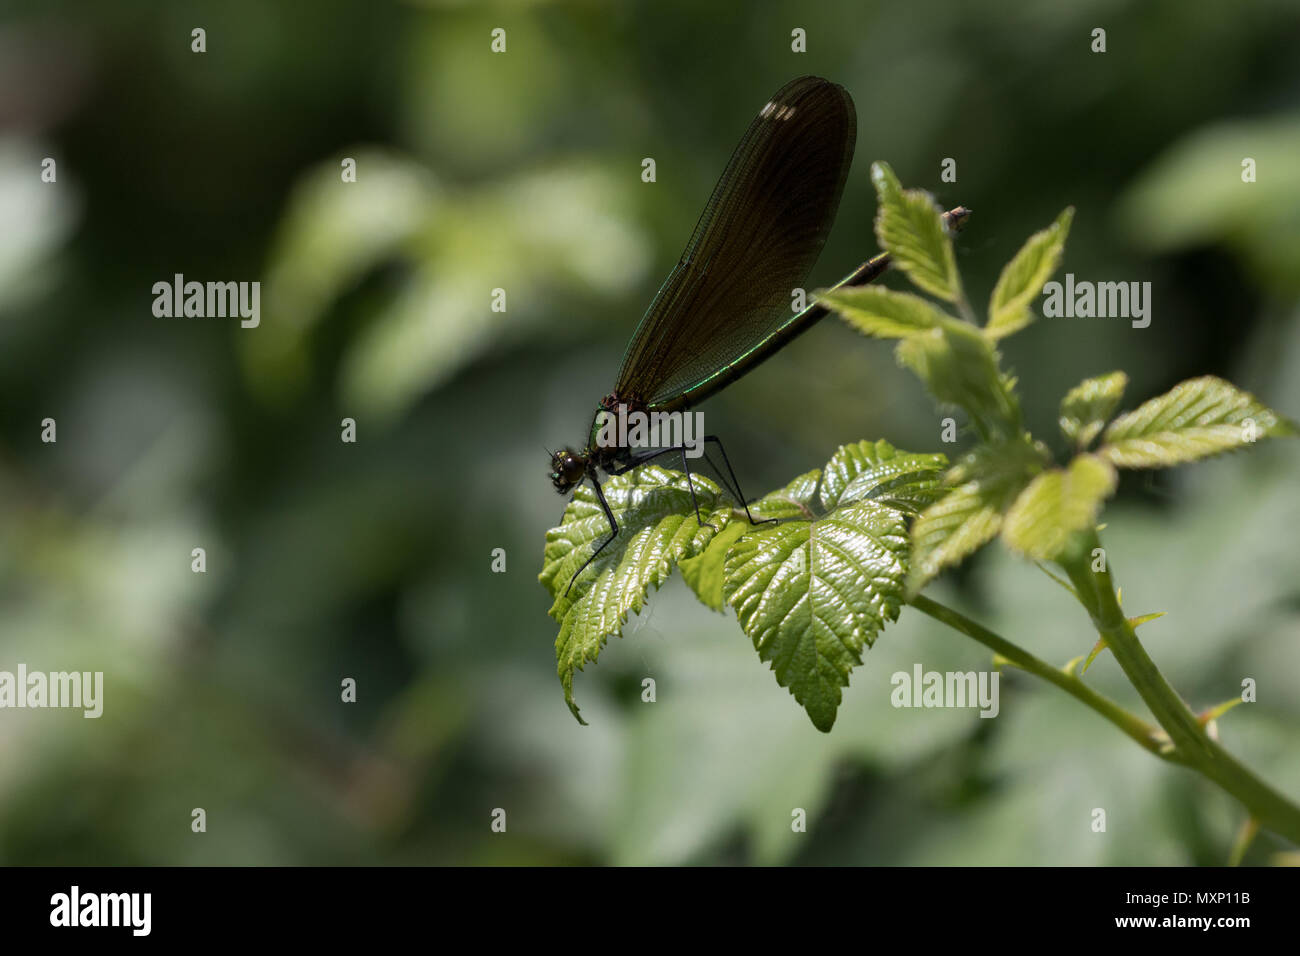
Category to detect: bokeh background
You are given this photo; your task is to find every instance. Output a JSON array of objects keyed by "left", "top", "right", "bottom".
[{"left": 2, "top": 0, "right": 1299, "bottom": 865}]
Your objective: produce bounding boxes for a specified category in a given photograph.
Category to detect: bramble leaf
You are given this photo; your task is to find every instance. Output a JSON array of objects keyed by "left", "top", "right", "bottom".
[
  {"left": 986, "top": 207, "right": 1074, "bottom": 339},
  {"left": 819, "top": 286, "right": 945, "bottom": 338},
  {"left": 1001, "top": 454, "right": 1118, "bottom": 560},
  {"left": 908, "top": 437, "right": 1048, "bottom": 593},
  {"left": 539, "top": 466, "right": 736, "bottom": 723},
  {"left": 1098, "top": 375, "right": 1296, "bottom": 468},
  {"left": 895, "top": 318, "right": 1021, "bottom": 438},
  {"left": 723, "top": 497, "right": 909, "bottom": 732},
  {"left": 871, "top": 162, "right": 963, "bottom": 303},
  {"left": 744, "top": 469, "right": 823, "bottom": 520},
  {"left": 820, "top": 439, "right": 949, "bottom": 514},
  {"left": 679, "top": 520, "right": 747, "bottom": 612},
  {"left": 539, "top": 440, "right": 941, "bottom": 732},
  {"left": 1060, "top": 372, "right": 1128, "bottom": 450}
]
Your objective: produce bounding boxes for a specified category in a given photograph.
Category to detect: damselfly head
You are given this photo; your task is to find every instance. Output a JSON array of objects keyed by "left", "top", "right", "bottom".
[{"left": 549, "top": 448, "right": 587, "bottom": 494}]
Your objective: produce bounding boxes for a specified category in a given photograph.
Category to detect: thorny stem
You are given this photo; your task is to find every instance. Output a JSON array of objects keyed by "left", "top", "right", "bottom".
[
  {"left": 1060, "top": 529, "right": 1300, "bottom": 845},
  {"left": 909, "top": 594, "right": 1173, "bottom": 761},
  {"left": 913, "top": 532, "right": 1300, "bottom": 847}
]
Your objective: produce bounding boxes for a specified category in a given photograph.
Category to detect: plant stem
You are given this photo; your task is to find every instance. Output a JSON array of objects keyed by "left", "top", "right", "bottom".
[
  {"left": 1060, "top": 529, "right": 1300, "bottom": 845},
  {"left": 908, "top": 593, "right": 1172, "bottom": 761}
]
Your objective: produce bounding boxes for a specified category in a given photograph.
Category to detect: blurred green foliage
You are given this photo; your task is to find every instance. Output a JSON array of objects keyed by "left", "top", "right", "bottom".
[{"left": 2, "top": 0, "right": 1299, "bottom": 865}]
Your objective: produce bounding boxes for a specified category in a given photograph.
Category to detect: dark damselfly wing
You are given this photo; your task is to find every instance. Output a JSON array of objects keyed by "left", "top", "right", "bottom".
[{"left": 615, "top": 76, "right": 856, "bottom": 411}]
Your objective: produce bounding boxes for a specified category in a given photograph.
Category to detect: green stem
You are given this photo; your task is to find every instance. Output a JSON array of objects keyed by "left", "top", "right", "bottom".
[
  {"left": 1059, "top": 529, "right": 1300, "bottom": 845},
  {"left": 909, "top": 593, "right": 1173, "bottom": 761}
]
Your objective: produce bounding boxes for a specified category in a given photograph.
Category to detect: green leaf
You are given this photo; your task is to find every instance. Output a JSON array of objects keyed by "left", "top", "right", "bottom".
[
  {"left": 1098, "top": 375, "right": 1297, "bottom": 468},
  {"left": 539, "top": 466, "right": 736, "bottom": 723},
  {"left": 1001, "top": 454, "right": 1118, "bottom": 560},
  {"left": 871, "top": 162, "right": 963, "bottom": 303},
  {"left": 895, "top": 318, "right": 1020, "bottom": 438},
  {"left": 986, "top": 207, "right": 1074, "bottom": 339},
  {"left": 908, "top": 437, "right": 1047, "bottom": 593},
  {"left": 670, "top": 434, "right": 946, "bottom": 613},
  {"left": 818, "top": 286, "right": 946, "bottom": 339},
  {"left": 723, "top": 501, "right": 909, "bottom": 732},
  {"left": 742, "top": 469, "right": 823, "bottom": 521},
  {"left": 820, "top": 439, "right": 949, "bottom": 514},
  {"left": 679, "top": 520, "right": 747, "bottom": 612},
  {"left": 1060, "top": 371, "right": 1128, "bottom": 449}
]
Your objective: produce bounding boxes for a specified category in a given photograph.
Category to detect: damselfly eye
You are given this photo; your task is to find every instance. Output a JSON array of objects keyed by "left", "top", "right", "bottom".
[{"left": 549, "top": 449, "right": 586, "bottom": 493}]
